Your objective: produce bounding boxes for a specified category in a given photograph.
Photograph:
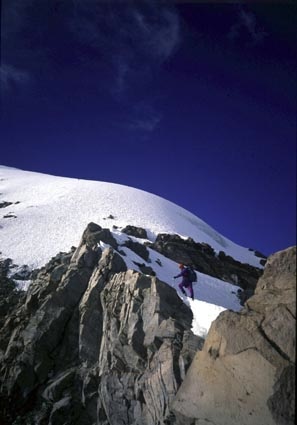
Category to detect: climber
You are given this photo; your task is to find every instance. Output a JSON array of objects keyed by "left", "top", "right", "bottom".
[{"left": 174, "top": 263, "right": 194, "bottom": 300}]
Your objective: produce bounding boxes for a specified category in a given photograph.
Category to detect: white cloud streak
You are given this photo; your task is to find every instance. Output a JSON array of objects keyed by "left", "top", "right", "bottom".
[
  {"left": 111, "top": 6, "right": 180, "bottom": 96},
  {"left": 0, "top": 64, "right": 31, "bottom": 91},
  {"left": 229, "top": 8, "right": 267, "bottom": 45},
  {"left": 129, "top": 114, "right": 161, "bottom": 133},
  {"left": 68, "top": 1, "right": 180, "bottom": 95},
  {"left": 67, "top": 1, "right": 181, "bottom": 132},
  {"left": 2, "top": 1, "right": 181, "bottom": 132}
]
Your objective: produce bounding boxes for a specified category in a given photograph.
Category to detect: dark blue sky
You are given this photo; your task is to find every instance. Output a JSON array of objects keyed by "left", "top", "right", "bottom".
[{"left": 1, "top": 1, "right": 296, "bottom": 256}]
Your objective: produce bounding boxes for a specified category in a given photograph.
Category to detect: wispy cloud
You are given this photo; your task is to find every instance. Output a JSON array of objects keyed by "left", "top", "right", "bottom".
[
  {"left": 128, "top": 103, "right": 162, "bottom": 133},
  {"left": 68, "top": 1, "right": 180, "bottom": 90},
  {"left": 0, "top": 64, "right": 31, "bottom": 91},
  {"left": 65, "top": 1, "right": 181, "bottom": 132},
  {"left": 229, "top": 8, "right": 267, "bottom": 45},
  {"left": 1, "top": 0, "right": 51, "bottom": 92},
  {"left": 69, "top": 1, "right": 180, "bottom": 131},
  {"left": 131, "top": 7, "right": 180, "bottom": 63},
  {"left": 93, "top": 3, "right": 180, "bottom": 96},
  {"left": 2, "top": 0, "right": 180, "bottom": 133}
]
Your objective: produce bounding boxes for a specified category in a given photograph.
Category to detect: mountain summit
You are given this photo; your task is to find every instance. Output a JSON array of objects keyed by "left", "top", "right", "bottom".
[
  {"left": 0, "top": 165, "right": 265, "bottom": 336},
  {"left": 0, "top": 165, "right": 264, "bottom": 270},
  {"left": 0, "top": 166, "right": 294, "bottom": 425}
]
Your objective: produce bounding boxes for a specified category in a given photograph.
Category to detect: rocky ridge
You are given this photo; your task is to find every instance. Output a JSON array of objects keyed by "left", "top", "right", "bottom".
[
  {"left": 147, "top": 233, "right": 264, "bottom": 291},
  {"left": 4, "top": 223, "right": 265, "bottom": 302},
  {"left": 0, "top": 223, "right": 203, "bottom": 425},
  {"left": 0, "top": 223, "right": 294, "bottom": 425}
]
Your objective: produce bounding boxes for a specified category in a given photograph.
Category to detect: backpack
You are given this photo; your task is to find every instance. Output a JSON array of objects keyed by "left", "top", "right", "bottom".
[{"left": 186, "top": 266, "right": 197, "bottom": 282}]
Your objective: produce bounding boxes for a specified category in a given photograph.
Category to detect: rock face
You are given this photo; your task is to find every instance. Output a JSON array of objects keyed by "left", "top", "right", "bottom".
[
  {"left": 0, "top": 222, "right": 294, "bottom": 425},
  {"left": 172, "top": 246, "right": 296, "bottom": 425},
  {"left": 148, "top": 234, "right": 264, "bottom": 291},
  {"left": 0, "top": 223, "right": 202, "bottom": 425},
  {"left": 1, "top": 225, "right": 264, "bottom": 305},
  {"left": 0, "top": 259, "right": 26, "bottom": 330}
]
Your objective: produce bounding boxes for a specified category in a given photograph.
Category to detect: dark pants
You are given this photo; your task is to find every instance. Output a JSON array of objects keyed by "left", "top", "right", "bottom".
[{"left": 178, "top": 281, "right": 194, "bottom": 299}]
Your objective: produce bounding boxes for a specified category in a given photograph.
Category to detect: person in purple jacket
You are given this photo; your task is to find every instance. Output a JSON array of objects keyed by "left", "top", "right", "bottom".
[{"left": 174, "top": 263, "right": 194, "bottom": 300}]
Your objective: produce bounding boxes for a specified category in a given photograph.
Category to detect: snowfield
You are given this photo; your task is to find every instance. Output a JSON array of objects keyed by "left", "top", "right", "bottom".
[{"left": 0, "top": 165, "right": 260, "bottom": 337}]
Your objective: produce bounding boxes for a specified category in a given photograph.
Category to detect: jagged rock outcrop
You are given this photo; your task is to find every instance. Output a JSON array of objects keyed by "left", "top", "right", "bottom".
[
  {"left": 1, "top": 224, "right": 264, "bottom": 307},
  {"left": 0, "top": 201, "right": 15, "bottom": 209},
  {"left": 148, "top": 234, "right": 265, "bottom": 291},
  {"left": 1, "top": 221, "right": 293, "bottom": 425},
  {"left": 123, "top": 239, "right": 150, "bottom": 262},
  {"left": 121, "top": 225, "right": 148, "bottom": 239},
  {"left": 0, "top": 223, "right": 203, "bottom": 425},
  {"left": 172, "top": 246, "right": 296, "bottom": 425},
  {"left": 0, "top": 259, "right": 26, "bottom": 330}
]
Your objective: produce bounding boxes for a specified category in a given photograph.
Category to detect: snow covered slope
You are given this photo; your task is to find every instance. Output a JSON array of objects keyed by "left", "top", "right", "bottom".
[
  {"left": 0, "top": 165, "right": 261, "bottom": 337},
  {"left": 0, "top": 165, "right": 262, "bottom": 269}
]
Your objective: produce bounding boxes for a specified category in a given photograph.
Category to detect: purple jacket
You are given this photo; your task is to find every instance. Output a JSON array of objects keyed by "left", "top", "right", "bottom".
[{"left": 175, "top": 268, "right": 191, "bottom": 285}]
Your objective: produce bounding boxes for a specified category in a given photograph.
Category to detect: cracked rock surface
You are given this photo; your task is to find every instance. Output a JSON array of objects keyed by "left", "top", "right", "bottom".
[
  {"left": 0, "top": 221, "right": 294, "bottom": 425},
  {"left": 0, "top": 223, "right": 203, "bottom": 425},
  {"left": 172, "top": 246, "right": 296, "bottom": 425}
]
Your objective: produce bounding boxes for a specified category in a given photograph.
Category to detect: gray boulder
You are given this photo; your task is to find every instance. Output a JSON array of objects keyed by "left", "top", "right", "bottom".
[
  {"left": 121, "top": 225, "right": 148, "bottom": 239},
  {"left": 172, "top": 246, "right": 296, "bottom": 425},
  {"left": 123, "top": 239, "right": 150, "bottom": 262}
]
